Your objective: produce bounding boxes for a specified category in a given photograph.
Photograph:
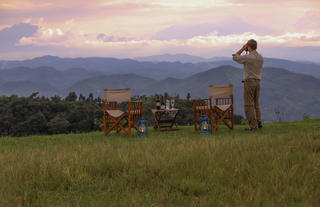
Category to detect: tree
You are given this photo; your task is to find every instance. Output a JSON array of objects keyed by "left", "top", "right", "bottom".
[
  {"left": 87, "top": 93, "right": 94, "bottom": 103},
  {"left": 164, "top": 92, "right": 168, "bottom": 99},
  {"left": 65, "top": 92, "right": 77, "bottom": 102},
  {"left": 47, "top": 116, "right": 70, "bottom": 134},
  {"left": 26, "top": 111, "right": 48, "bottom": 134},
  {"left": 186, "top": 93, "right": 191, "bottom": 101},
  {"left": 51, "top": 95, "right": 61, "bottom": 102},
  {"left": 29, "top": 92, "right": 39, "bottom": 99},
  {"left": 10, "top": 112, "right": 47, "bottom": 136},
  {"left": 78, "top": 93, "right": 86, "bottom": 102}
]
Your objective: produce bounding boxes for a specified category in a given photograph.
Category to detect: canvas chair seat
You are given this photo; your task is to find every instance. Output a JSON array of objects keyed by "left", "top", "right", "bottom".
[
  {"left": 106, "top": 110, "right": 141, "bottom": 118},
  {"left": 196, "top": 106, "right": 211, "bottom": 111},
  {"left": 106, "top": 109, "right": 126, "bottom": 118},
  {"left": 129, "top": 110, "right": 141, "bottom": 115},
  {"left": 215, "top": 104, "right": 231, "bottom": 112}
]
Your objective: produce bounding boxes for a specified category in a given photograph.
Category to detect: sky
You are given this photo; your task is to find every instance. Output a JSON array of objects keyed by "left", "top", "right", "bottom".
[{"left": 0, "top": 0, "right": 320, "bottom": 61}]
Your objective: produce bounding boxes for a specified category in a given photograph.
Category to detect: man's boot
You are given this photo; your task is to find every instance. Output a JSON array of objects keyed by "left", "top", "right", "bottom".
[
  {"left": 258, "top": 121, "right": 262, "bottom": 129},
  {"left": 244, "top": 128, "right": 258, "bottom": 132}
]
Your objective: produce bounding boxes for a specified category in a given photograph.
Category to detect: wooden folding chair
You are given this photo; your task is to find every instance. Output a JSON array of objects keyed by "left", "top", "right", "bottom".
[
  {"left": 209, "top": 84, "right": 234, "bottom": 131},
  {"left": 192, "top": 98, "right": 214, "bottom": 133},
  {"left": 103, "top": 88, "right": 143, "bottom": 136}
]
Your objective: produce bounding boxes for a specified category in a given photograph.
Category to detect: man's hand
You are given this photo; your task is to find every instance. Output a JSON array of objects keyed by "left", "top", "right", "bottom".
[
  {"left": 235, "top": 44, "right": 248, "bottom": 55},
  {"left": 241, "top": 44, "right": 248, "bottom": 51}
]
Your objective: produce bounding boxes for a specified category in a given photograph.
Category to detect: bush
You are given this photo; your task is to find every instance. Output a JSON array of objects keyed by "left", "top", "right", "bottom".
[
  {"left": 0, "top": 93, "right": 102, "bottom": 136},
  {"left": 47, "top": 116, "right": 70, "bottom": 134}
]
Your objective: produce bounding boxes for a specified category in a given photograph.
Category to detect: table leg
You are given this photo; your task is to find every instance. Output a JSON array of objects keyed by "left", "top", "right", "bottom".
[
  {"left": 153, "top": 112, "right": 161, "bottom": 130},
  {"left": 170, "top": 112, "right": 179, "bottom": 129}
]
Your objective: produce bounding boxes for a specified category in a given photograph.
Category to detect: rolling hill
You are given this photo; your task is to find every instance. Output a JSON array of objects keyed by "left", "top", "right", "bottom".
[
  {"left": 198, "top": 58, "right": 320, "bottom": 79},
  {"left": 66, "top": 66, "right": 320, "bottom": 122},
  {"left": 136, "top": 54, "right": 320, "bottom": 79},
  {"left": 67, "top": 74, "right": 155, "bottom": 96},
  {"left": 0, "top": 66, "right": 101, "bottom": 89},
  {"left": 0, "top": 56, "right": 319, "bottom": 121},
  {"left": 0, "top": 56, "right": 202, "bottom": 80},
  {"left": 135, "top": 53, "right": 230, "bottom": 63},
  {"left": 0, "top": 81, "right": 59, "bottom": 97},
  {"left": 1, "top": 55, "right": 320, "bottom": 79}
]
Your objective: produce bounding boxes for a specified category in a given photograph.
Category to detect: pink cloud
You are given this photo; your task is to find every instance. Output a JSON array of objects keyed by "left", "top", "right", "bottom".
[
  {"left": 296, "top": 10, "right": 320, "bottom": 30},
  {"left": 1, "top": 0, "right": 319, "bottom": 61},
  {"left": 153, "top": 20, "right": 277, "bottom": 40}
]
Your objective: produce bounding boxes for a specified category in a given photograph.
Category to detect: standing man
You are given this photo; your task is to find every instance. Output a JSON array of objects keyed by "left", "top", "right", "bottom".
[{"left": 232, "top": 39, "right": 263, "bottom": 131}]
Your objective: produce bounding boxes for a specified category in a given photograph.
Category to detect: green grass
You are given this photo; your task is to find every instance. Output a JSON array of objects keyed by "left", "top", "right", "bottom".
[{"left": 0, "top": 119, "right": 319, "bottom": 207}]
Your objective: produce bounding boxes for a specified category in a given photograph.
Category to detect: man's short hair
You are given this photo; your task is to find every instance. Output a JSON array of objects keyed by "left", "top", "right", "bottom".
[{"left": 247, "top": 39, "right": 257, "bottom": 50}]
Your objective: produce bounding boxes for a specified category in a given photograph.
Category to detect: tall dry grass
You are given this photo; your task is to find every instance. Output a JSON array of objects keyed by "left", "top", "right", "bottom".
[{"left": 0, "top": 119, "right": 319, "bottom": 206}]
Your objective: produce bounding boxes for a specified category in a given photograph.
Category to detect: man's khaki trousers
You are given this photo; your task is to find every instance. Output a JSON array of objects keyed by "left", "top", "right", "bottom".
[{"left": 244, "top": 80, "right": 261, "bottom": 129}]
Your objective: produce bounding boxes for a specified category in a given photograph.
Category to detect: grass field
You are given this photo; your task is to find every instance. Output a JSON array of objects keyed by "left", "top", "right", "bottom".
[{"left": 0, "top": 119, "right": 319, "bottom": 207}]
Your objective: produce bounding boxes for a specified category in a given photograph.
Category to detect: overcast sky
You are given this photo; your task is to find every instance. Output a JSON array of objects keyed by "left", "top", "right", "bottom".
[{"left": 0, "top": 0, "right": 319, "bottom": 61}]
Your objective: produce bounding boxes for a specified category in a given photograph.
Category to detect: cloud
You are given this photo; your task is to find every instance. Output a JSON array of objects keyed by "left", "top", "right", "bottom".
[
  {"left": 17, "top": 27, "right": 71, "bottom": 46},
  {"left": 3, "top": 19, "right": 320, "bottom": 61},
  {"left": 296, "top": 10, "right": 320, "bottom": 31},
  {"left": 0, "top": 23, "right": 38, "bottom": 51},
  {"left": 17, "top": 23, "right": 320, "bottom": 49},
  {"left": 96, "top": 33, "right": 133, "bottom": 42},
  {"left": 1, "top": 0, "right": 319, "bottom": 61},
  {"left": 153, "top": 21, "right": 276, "bottom": 40},
  {"left": 99, "top": 0, "right": 241, "bottom": 9},
  {"left": 227, "top": 0, "right": 316, "bottom": 4},
  {"left": 186, "top": 31, "right": 320, "bottom": 48},
  {"left": 1, "top": 0, "right": 318, "bottom": 40}
]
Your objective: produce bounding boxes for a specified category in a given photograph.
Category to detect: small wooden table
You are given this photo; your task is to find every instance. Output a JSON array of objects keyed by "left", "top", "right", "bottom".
[{"left": 152, "top": 109, "right": 179, "bottom": 131}]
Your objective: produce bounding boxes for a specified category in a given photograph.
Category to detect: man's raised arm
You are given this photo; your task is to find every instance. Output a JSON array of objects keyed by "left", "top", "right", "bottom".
[{"left": 232, "top": 44, "right": 248, "bottom": 64}]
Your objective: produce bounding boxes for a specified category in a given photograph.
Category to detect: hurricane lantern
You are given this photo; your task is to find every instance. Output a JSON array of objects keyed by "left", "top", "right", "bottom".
[
  {"left": 137, "top": 119, "right": 148, "bottom": 137},
  {"left": 199, "top": 116, "right": 210, "bottom": 134}
]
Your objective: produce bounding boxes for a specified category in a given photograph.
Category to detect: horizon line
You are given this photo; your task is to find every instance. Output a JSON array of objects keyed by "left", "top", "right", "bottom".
[{"left": 1, "top": 54, "right": 320, "bottom": 64}]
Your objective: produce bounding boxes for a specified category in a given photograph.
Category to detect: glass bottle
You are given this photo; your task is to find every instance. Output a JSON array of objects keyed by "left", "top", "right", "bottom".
[
  {"left": 161, "top": 95, "right": 165, "bottom": 110},
  {"left": 156, "top": 95, "right": 161, "bottom": 110}
]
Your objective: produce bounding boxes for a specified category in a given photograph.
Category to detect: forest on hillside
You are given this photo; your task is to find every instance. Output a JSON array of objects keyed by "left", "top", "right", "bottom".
[{"left": 0, "top": 92, "right": 244, "bottom": 137}]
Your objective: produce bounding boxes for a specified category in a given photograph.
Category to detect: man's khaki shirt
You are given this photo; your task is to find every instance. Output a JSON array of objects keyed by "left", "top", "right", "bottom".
[{"left": 232, "top": 51, "right": 263, "bottom": 80}]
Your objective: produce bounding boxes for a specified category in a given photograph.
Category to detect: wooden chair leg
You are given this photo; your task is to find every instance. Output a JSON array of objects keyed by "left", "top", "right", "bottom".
[
  {"left": 103, "top": 102, "right": 106, "bottom": 136},
  {"left": 212, "top": 106, "right": 234, "bottom": 131},
  {"left": 209, "top": 110, "right": 214, "bottom": 133},
  {"left": 231, "top": 109, "right": 234, "bottom": 129},
  {"left": 213, "top": 109, "right": 229, "bottom": 131},
  {"left": 104, "top": 114, "right": 130, "bottom": 136},
  {"left": 194, "top": 116, "right": 199, "bottom": 131},
  {"left": 193, "top": 101, "right": 198, "bottom": 131},
  {"left": 215, "top": 112, "right": 218, "bottom": 131},
  {"left": 223, "top": 118, "right": 232, "bottom": 129},
  {"left": 105, "top": 122, "right": 117, "bottom": 135},
  {"left": 104, "top": 113, "right": 107, "bottom": 136},
  {"left": 194, "top": 119, "right": 198, "bottom": 131}
]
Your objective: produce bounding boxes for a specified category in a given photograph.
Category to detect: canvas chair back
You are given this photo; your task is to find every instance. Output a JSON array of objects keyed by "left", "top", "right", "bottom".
[
  {"left": 209, "top": 84, "right": 233, "bottom": 99},
  {"left": 103, "top": 88, "right": 131, "bottom": 102}
]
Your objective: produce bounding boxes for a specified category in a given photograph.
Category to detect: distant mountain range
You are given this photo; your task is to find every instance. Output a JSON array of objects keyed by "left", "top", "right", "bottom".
[
  {"left": 0, "top": 66, "right": 101, "bottom": 89},
  {"left": 0, "top": 56, "right": 202, "bottom": 80},
  {"left": 1, "top": 54, "right": 320, "bottom": 79},
  {"left": 135, "top": 53, "right": 230, "bottom": 63},
  {"left": 135, "top": 54, "right": 320, "bottom": 79},
  {"left": 0, "top": 60, "right": 319, "bottom": 121}
]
